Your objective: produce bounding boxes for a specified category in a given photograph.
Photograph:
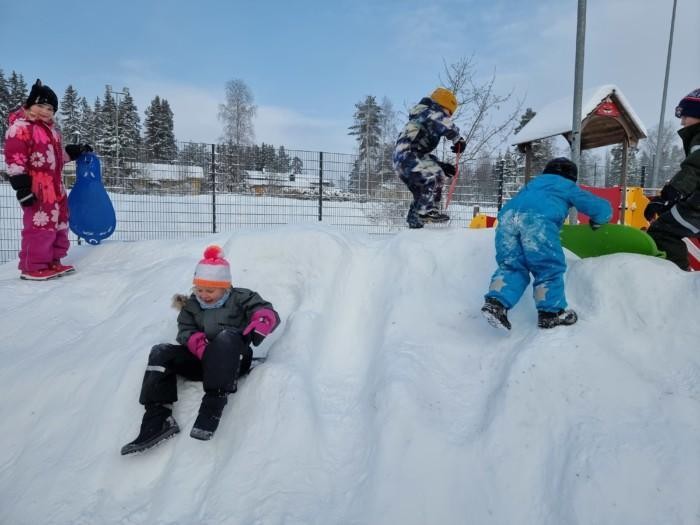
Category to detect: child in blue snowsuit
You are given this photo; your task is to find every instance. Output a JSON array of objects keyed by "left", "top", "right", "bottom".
[
  {"left": 481, "top": 158, "right": 612, "bottom": 330},
  {"left": 393, "top": 87, "right": 467, "bottom": 229}
]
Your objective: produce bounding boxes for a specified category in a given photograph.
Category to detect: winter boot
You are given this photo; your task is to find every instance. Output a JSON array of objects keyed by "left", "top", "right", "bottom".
[
  {"left": 419, "top": 209, "right": 450, "bottom": 223},
  {"left": 481, "top": 297, "right": 511, "bottom": 330},
  {"left": 121, "top": 404, "right": 180, "bottom": 455},
  {"left": 50, "top": 260, "right": 76, "bottom": 276},
  {"left": 537, "top": 309, "right": 578, "bottom": 329},
  {"left": 406, "top": 205, "right": 424, "bottom": 229},
  {"left": 19, "top": 267, "right": 64, "bottom": 281},
  {"left": 190, "top": 390, "right": 228, "bottom": 441}
]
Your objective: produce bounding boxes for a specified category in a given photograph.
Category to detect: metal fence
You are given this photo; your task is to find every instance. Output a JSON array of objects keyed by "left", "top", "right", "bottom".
[{"left": 1, "top": 141, "right": 528, "bottom": 264}]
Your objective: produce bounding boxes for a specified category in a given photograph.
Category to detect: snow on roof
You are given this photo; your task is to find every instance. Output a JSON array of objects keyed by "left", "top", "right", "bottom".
[
  {"left": 512, "top": 84, "right": 647, "bottom": 145},
  {"left": 125, "top": 162, "right": 204, "bottom": 181}
]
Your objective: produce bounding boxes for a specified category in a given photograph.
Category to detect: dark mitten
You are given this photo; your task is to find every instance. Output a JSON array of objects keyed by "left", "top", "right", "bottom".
[
  {"left": 438, "top": 161, "right": 456, "bottom": 178},
  {"left": 451, "top": 137, "right": 467, "bottom": 154},
  {"left": 65, "top": 143, "right": 93, "bottom": 161},
  {"left": 643, "top": 197, "right": 671, "bottom": 221},
  {"left": 9, "top": 174, "right": 36, "bottom": 207},
  {"left": 659, "top": 184, "right": 685, "bottom": 204}
]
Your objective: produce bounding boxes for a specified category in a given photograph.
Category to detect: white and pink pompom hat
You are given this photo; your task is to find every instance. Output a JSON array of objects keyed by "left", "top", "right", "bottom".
[{"left": 192, "top": 245, "right": 232, "bottom": 288}]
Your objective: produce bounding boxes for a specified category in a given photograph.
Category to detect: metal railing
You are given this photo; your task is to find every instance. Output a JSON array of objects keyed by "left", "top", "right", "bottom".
[{"left": 0, "top": 140, "right": 655, "bottom": 265}]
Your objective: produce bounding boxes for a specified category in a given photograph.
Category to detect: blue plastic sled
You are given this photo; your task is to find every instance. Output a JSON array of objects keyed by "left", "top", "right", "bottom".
[{"left": 68, "top": 152, "right": 116, "bottom": 245}]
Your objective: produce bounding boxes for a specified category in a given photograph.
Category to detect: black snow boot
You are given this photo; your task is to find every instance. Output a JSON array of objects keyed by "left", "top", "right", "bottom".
[
  {"left": 121, "top": 404, "right": 180, "bottom": 455},
  {"left": 537, "top": 309, "right": 578, "bottom": 329},
  {"left": 190, "top": 390, "right": 228, "bottom": 441},
  {"left": 419, "top": 209, "right": 450, "bottom": 223},
  {"left": 481, "top": 297, "right": 511, "bottom": 330}
]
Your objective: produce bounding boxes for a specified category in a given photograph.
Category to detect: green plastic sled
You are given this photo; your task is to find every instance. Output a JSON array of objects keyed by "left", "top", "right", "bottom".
[{"left": 560, "top": 224, "right": 666, "bottom": 259}]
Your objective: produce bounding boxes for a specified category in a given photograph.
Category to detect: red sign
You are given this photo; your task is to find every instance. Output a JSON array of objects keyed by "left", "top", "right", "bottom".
[{"left": 594, "top": 100, "right": 621, "bottom": 118}]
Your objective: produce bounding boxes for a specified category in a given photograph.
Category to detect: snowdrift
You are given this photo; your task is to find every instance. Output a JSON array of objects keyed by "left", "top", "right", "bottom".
[{"left": 0, "top": 225, "right": 698, "bottom": 525}]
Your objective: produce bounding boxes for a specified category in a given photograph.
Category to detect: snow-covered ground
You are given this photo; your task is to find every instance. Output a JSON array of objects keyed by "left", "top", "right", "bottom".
[{"left": 0, "top": 225, "right": 698, "bottom": 525}]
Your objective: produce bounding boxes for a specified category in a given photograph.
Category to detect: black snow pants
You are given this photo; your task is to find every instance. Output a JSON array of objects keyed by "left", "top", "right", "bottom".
[
  {"left": 648, "top": 197, "right": 700, "bottom": 271},
  {"left": 139, "top": 330, "right": 253, "bottom": 406}
]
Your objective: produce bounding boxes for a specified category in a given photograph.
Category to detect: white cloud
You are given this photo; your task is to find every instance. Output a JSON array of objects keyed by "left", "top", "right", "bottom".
[
  {"left": 255, "top": 106, "right": 354, "bottom": 153},
  {"left": 112, "top": 74, "right": 355, "bottom": 152}
]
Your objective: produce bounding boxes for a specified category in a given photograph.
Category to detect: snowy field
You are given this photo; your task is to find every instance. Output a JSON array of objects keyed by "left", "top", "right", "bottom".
[
  {"left": 0, "top": 182, "right": 487, "bottom": 264},
  {"left": 0, "top": 225, "right": 698, "bottom": 525}
]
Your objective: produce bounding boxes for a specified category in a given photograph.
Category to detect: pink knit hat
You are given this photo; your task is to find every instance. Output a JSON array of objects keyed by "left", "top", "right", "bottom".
[{"left": 192, "top": 245, "right": 232, "bottom": 288}]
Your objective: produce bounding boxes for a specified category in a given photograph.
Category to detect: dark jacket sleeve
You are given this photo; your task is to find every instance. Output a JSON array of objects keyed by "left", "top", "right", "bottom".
[
  {"left": 176, "top": 298, "right": 201, "bottom": 345},
  {"left": 236, "top": 288, "right": 277, "bottom": 324},
  {"left": 669, "top": 147, "right": 700, "bottom": 202}
]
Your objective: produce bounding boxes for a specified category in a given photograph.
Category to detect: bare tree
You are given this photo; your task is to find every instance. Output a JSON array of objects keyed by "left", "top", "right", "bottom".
[
  {"left": 639, "top": 120, "right": 684, "bottom": 187},
  {"left": 218, "top": 79, "right": 256, "bottom": 146},
  {"left": 440, "top": 56, "right": 522, "bottom": 160}
]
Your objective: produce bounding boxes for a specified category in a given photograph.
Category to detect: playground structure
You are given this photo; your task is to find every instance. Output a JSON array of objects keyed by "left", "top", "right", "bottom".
[{"left": 468, "top": 187, "right": 700, "bottom": 270}]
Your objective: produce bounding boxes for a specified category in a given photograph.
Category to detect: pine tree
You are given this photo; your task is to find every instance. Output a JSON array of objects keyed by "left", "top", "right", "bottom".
[
  {"left": 276, "top": 146, "right": 291, "bottom": 173},
  {"left": 0, "top": 70, "right": 11, "bottom": 137},
  {"left": 60, "top": 85, "right": 81, "bottom": 143},
  {"left": 117, "top": 88, "right": 141, "bottom": 160},
  {"left": 144, "top": 96, "right": 177, "bottom": 161},
  {"left": 348, "top": 95, "right": 383, "bottom": 193},
  {"left": 159, "top": 99, "right": 177, "bottom": 160},
  {"left": 79, "top": 97, "right": 96, "bottom": 147},
  {"left": 97, "top": 87, "right": 118, "bottom": 157},
  {"left": 8, "top": 72, "right": 27, "bottom": 109},
  {"left": 218, "top": 79, "right": 256, "bottom": 146}
]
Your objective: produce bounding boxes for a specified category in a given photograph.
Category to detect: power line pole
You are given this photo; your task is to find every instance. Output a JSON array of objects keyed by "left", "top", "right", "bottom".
[
  {"left": 651, "top": 0, "right": 678, "bottom": 188},
  {"left": 569, "top": 0, "right": 587, "bottom": 224}
]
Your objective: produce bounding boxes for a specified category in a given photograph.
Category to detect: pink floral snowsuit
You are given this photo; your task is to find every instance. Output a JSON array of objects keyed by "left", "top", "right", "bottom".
[{"left": 4, "top": 108, "right": 70, "bottom": 272}]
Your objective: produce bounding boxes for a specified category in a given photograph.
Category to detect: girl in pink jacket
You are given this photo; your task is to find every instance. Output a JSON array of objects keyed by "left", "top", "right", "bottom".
[{"left": 3, "top": 79, "right": 92, "bottom": 280}]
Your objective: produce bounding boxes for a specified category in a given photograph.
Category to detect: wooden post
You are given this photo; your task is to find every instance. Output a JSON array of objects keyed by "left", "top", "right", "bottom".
[{"left": 620, "top": 138, "right": 628, "bottom": 224}]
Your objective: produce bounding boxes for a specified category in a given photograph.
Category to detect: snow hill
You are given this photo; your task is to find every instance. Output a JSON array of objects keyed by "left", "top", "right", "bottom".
[{"left": 0, "top": 225, "right": 698, "bottom": 525}]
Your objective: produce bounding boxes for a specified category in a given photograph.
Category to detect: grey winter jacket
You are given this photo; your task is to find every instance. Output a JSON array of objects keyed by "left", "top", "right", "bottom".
[{"left": 175, "top": 287, "right": 276, "bottom": 345}]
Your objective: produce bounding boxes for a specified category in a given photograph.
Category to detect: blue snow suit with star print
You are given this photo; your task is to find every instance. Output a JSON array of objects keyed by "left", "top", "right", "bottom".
[
  {"left": 393, "top": 97, "right": 461, "bottom": 226},
  {"left": 485, "top": 174, "right": 612, "bottom": 313}
]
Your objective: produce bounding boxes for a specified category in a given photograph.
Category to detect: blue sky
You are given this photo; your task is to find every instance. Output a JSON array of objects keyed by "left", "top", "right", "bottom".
[{"left": 2, "top": 0, "right": 698, "bottom": 153}]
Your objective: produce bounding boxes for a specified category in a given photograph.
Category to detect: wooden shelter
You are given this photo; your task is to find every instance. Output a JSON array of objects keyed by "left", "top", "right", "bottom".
[{"left": 513, "top": 85, "right": 647, "bottom": 192}]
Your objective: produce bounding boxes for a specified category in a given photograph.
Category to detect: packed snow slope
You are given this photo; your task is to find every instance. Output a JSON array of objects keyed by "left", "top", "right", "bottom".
[{"left": 0, "top": 225, "right": 698, "bottom": 525}]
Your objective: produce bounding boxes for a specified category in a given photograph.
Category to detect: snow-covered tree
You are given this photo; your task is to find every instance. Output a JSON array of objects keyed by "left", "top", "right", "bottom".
[
  {"left": 117, "top": 88, "right": 141, "bottom": 160},
  {"left": 218, "top": 79, "right": 256, "bottom": 146},
  {"left": 0, "top": 70, "right": 11, "bottom": 137},
  {"left": 348, "top": 95, "right": 383, "bottom": 193},
  {"left": 144, "top": 96, "right": 177, "bottom": 161},
  {"left": 7, "top": 71, "right": 27, "bottom": 109},
  {"left": 79, "top": 97, "right": 97, "bottom": 147},
  {"left": 59, "top": 85, "right": 81, "bottom": 143}
]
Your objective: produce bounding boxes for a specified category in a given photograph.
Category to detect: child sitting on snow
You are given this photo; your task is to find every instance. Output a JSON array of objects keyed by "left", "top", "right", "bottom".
[
  {"left": 481, "top": 157, "right": 612, "bottom": 330},
  {"left": 121, "top": 245, "right": 280, "bottom": 455}
]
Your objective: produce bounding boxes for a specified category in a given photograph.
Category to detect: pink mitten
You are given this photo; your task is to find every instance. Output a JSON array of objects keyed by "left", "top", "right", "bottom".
[
  {"left": 187, "top": 331, "right": 208, "bottom": 359},
  {"left": 243, "top": 308, "right": 279, "bottom": 337}
]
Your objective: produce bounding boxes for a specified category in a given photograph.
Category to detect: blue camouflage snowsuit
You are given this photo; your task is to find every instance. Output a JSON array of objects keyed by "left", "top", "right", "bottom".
[
  {"left": 393, "top": 98, "right": 461, "bottom": 226},
  {"left": 485, "top": 174, "right": 612, "bottom": 312}
]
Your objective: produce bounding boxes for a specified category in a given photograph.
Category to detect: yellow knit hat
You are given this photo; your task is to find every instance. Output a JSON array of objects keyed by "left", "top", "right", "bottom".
[{"left": 430, "top": 87, "right": 458, "bottom": 115}]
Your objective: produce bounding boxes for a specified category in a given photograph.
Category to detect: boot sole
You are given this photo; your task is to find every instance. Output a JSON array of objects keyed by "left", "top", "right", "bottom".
[
  {"left": 481, "top": 308, "right": 511, "bottom": 331},
  {"left": 190, "top": 427, "right": 215, "bottom": 441},
  {"left": 121, "top": 424, "right": 180, "bottom": 455},
  {"left": 20, "top": 273, "right": 62, "bottom": 281}
]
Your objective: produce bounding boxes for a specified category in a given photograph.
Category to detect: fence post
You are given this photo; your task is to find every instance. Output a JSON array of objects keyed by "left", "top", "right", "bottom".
[
  {"left": 211, "top": 143, "right": 217, "bottom": 233},
  {"left": 497, "top": 159, "right": 505, "bottom": 211},
  {"left": 318, "top": 151, "right": 323, "bottom": 221}
]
